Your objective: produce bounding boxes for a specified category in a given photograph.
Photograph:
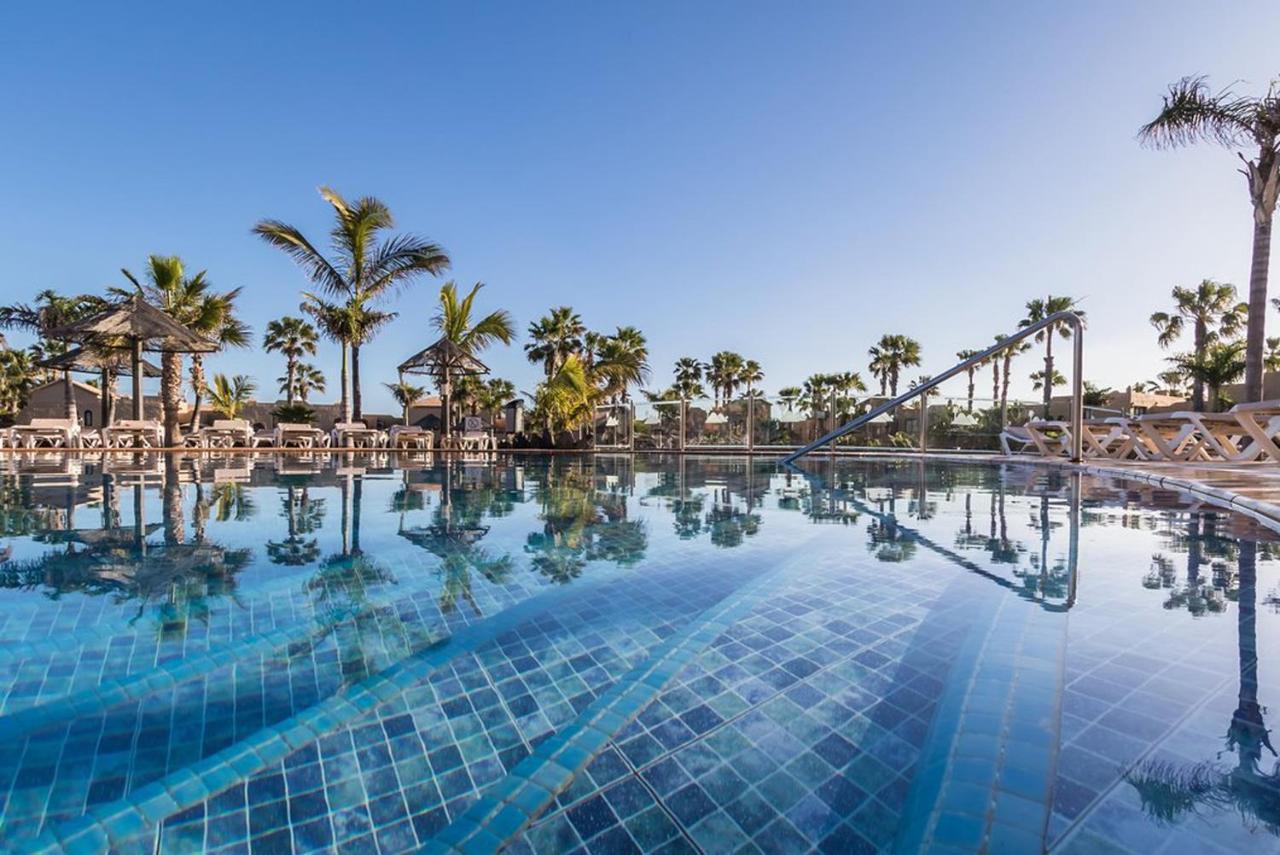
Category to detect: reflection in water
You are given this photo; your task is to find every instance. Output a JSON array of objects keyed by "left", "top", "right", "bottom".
[
  {"left": 397, "top": 460, "right": 516, "bottom": 615},
  {"left": 1128, "top": 538, "right": 1280, "bottom": 832},
  {"left": 4, "top": 452, "right": 1280, "bottom": 845}
]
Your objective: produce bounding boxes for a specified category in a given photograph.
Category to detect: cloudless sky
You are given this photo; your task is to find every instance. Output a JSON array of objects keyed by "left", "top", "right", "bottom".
[{"left": 2, "top": 2, "right": 1279, "bottom": 412}]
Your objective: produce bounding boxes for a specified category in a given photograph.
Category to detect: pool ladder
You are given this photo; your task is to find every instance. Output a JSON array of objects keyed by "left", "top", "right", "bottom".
[{"left": 782, "top": 310, "right": 1085, "bottom": 464}]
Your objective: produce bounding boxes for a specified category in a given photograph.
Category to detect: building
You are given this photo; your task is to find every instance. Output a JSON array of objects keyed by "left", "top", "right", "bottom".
[{"left": 16, "top": 379, "right": 167, "bottom": 427}]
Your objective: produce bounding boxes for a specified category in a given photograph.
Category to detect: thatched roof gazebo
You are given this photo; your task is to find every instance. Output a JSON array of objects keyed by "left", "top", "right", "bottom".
[
  {"left": 38, "top": 347, "right": 161, "bottom": 426},
  {"left": 46, "top": 294, "right": 216, "bottom": 421},
  {"left": 397, "top": 337, "right": 489, "bottom": 442}
]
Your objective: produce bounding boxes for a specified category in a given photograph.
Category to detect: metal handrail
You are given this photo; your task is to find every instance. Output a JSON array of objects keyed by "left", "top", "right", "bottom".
[{"left": 782, "top": 311, "right": 1085, "bottom": 464}]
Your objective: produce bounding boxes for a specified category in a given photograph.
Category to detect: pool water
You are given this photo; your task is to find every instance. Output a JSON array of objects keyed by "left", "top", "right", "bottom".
[{"left": 0, "top": 452, "right": 1277, "bottom": 854}]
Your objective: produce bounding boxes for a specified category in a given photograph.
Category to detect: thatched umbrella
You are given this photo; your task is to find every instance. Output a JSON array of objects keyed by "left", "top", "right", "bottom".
[
  {"left": 38, "top": 346, "right": 161, "bottom": 426},
  {"left": 45, "top": 294, "right": 216, "bottom": 421},
  {"left": 397, "top": 337, "right": 488, "bottom": 443}
]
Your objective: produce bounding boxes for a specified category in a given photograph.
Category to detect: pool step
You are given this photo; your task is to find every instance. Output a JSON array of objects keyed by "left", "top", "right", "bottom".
[
  {"left": 418, "top": 547, "right": 813, "bottom": 854},
  {"left": 893, "top": 583, "right": 1069, "bottom": 854},
  {"left": 17, "top": 557, "right": 671, "bottom": 854}
]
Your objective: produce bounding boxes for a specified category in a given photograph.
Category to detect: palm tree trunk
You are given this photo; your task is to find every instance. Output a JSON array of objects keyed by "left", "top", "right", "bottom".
[
  {"left": 286, "top": 356, "right": 297, "bottom": 406},
  {"left": 189, "top": 354, "right": 206, "bottom": 430},
  {"left": 1244, "top": 214, "right": 1273, "bottom": 402},
  {"left": 63, "top": 369, "right": 77, "bottom": 425},
  {"left": 1192, "top": 320, "right": 1206, "bottom": 412},
  {"left": 100, "top": 367, "right": 110, "bottom": 427},
  {"left": 160, "top": 352, "right": 183, "bottom": 446},
  {"left": 966, "top": 368, "right": 975, "bottom": 412},
  {"left": 991, "top": 362, "right": 1000, "bottom": 411},
  {"left": 351, "top": 343, "right": 363, "bottom": 420},
  {"left": 1043, "top": 331, "right": 1054, "bottom": 413},
  {"left": 105, "top": 368, "right": 117, "bottom": 427},
  {"left": 339, "top": 343, "right": 351, "bottom": 424}
]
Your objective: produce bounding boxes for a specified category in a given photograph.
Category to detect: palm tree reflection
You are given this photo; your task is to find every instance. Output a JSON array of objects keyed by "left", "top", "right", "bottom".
[
  {"left": 397, "top": 461, "right": 516, "bottom": 615},
  {"left": 1127, "top": 539, "right": 1280, "bottom": 832},
  {"left": 525, "top": 459, "right": 647, "bottom": 583}
]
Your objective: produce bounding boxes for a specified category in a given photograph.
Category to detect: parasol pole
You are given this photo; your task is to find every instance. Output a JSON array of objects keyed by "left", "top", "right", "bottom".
[{"left": 132, "top": 338, "right": 144, "bottom": 420}]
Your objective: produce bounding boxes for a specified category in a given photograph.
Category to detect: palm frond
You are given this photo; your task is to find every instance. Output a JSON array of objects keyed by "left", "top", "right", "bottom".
[
  {"left": 1139, "top": 76, "right": 1255, "bottom": 149},
  {"left": 253, "top": 220, "right": 347, "bottom": 295}
]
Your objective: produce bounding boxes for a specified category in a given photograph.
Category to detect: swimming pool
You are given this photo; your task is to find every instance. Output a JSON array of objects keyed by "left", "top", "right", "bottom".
[{"left": 0, "top": 452, "right": 1275, "bottom": 853}]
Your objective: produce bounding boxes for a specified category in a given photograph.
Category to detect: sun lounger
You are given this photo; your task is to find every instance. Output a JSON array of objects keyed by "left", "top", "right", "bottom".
[
  {"left": 103, "top": 419, "right": 163, "bottom": 448},
  {"left": 332, "top": 421, "right": 383, "bottom": 448},
  {"left": 200, "top": 419, "right": 253, "bottom": 448},
  {"left": 275, "top": 423, "right": 330, "bottom": 449},
  {"left": 388, "top": 425, "right": 433, "bottom": 449},
  {"left": 12, "top": 418, "right": 80, "bottom": 449}
]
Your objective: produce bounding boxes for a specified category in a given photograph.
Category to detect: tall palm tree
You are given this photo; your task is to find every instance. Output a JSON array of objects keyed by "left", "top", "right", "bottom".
[
  {"left": 672, "top": 357, "right": 705, "bottom": 399},
  {"left": 1150, "top": 279, "right": 1247, "bottom": 411},
  {"left": 707, "top": 351, "right": 745, "bottom": 406},
  {"left": 525, "top": 307, "right": 585, "bottom": 378},
  {"left": 1019, "top": 297, "right": 1086, "bottom": 411},
  {"left": 593, "top": 331, "right": 651, "bottom": 403},
  {"left": 384, "top": 380, "right": 426, "bottom": 425},
  {"left": 263, "top": 316, "right": 319, "bottom": 406},
  {"left": 1173, "top": 341, "right": 1246, "bottom": 412},
  {"left": 0, "top": 290, "right": 104, "bottom": 424},
  {"left": 254, "top": 186, "right": 450, "bottom": 419},
  {"left": 956, "top": 348, "right": 982, "bottom": 412},
  {"left": 867, "top": 335, "right": 921, "bottom": 397},
  {"left": 1141, "top": 76, "right": 1280, "bottom": 403},
  {"left": 739, "top": 359, "right": 765, "bottom": 401},
  {"left": 479, "top": 378, "right": 516, "bottom": 424},
  {"left": 205, "top": 373, "right": 256, "bottom": 419},
  {"left": 432, "top": 281, "right": 515, "bottom": 433},
  {"left": 301, "top": 294, "right": 360, "bottom": 422},
  {"left": 186, "top": 289, "right": 250, "bottom": 429},
  {"left": 997, "top": 334, "right": 1031, "bottom": 424},
  {"left": 121, "top": 257, "right": 247, "bottom": 444}
]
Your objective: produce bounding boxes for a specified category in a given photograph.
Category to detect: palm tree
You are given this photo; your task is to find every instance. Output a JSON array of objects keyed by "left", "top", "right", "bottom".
[
  {"left": 1030, "top": 369, "right": 1066, "bottom": 394},
  {"left": 867, "top": 335, "right": 921, "bottom": 397},
  {"left": 288, "top": 363, "right": 326, "bottom": 403},
  {"left": 205, "top": 373, "right": 256, "bottom": 419},
  {"left": 956, "top": 349, "right": 982, "bottom": 411},
  {"left": 254, "top": 186, "right": 450, "bottom": 419},
  {"left": 1141, "top": 76, "right": 1280, "bottom": 403},
  {"left": 739, "top": 360, "right": 764, "bottom": 401},
  {"left": 0, "top": 290, "right": 104, "bottom": 424},
  {"left": 525, "top": 307, "right": 585, "bottom": 378},
  {"left": 1172, "top": 341, "right": 1246, "bottom": 412},
  {"left": 1019, "top": 297, "right": 1086, "bottom": 411},
  {"left": 1150, "top": 280, "right": 1247, "bottom": 411},
  {"left": 432, "top": 281, "right": 515, "bottom": 433},
  {"left": 121, "top": 257, "right": 247, "bottom": 442},
  {"left": 0, "top": 347, "right": 37, "bottom": 420},
  {"left": 478, "top": 378, "right": 516, "bottom": 424},
  {"left": 530, "top": 354, "right": 594, "bottom": 438},
  {"left": 263, "top": 316, "right": 319, "bottom": 406},
  {"left": 997, "top": 335, "right": 1031, "bottom": 424},
  {"left": 301, "top": 294, "right": 360, "bottom": 422},
  {"left": 1267, "top": 336, "right": 1280, "bottom": 373},
  {"left": 186, "top": 290, "right": 250, "bottom": 429},
  {"left": 593, "top": 331, "right": 651, "bottom": 403},
  {"left": 672, "top": 357, "right": 705, "bottom": 399},
  {"left": 384, "top": 380, "right": 426, "bottom": 425},
  {"left": 707, "top": 351, "right": 745, "bottom": 406}
]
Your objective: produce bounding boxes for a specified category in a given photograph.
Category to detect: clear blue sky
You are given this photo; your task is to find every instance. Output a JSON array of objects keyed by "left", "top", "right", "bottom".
[{"left": 2, "top": 2, "right": 1278, "bottom": 412}]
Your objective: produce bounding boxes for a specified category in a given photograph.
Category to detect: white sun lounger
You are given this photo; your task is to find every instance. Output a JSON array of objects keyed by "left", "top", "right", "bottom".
[
  {"left": 332, "top": 421, "right": 383, "bottom": 448},
  {"left": 103, "top": 419, "right": 163, "bottom": 448},
  {"left": 388, "top": 425, "right": 434, "bottom": 450},
  {"left": 275, "top": 423, "right": 330, "bottom": 448},
  {"left": 12, "top": 418, "right": 80, "bottom": 449}
]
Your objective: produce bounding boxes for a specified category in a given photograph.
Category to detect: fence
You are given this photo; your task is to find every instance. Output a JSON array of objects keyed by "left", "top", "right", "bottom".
[{"left": 612, "top": 386, "right": 1070, "bottom": 454}]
